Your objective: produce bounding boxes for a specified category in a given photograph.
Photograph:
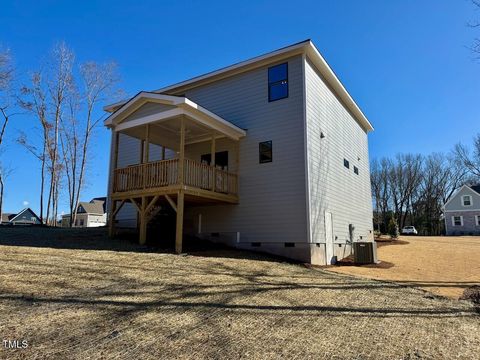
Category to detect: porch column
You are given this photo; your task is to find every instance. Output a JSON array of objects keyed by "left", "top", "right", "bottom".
[
  {"left": 175, "top": 190, "right": 184, "bottom": 254},
  {"left": 139, "top": 196, "right": 147, "bottom": 245},
  {"left": 145, "top": 124, "right": 150, "bottom": 163},
  {"left": 108, "top": 200, "right": 116, "bottom": 238},
  {"left": 211, "top": 134, "right": 216, "bottom": 192},
  {"left": 109, "top": 131, "right": 120, "bottom": 238},
  {"left": 211, "top": 134, "right": 216, "bottom": 167},
  {"left": 178, "top": 117, "right": 185, "bottom": 185},
  {"left": 143, "top": 124, "right": 150, "bottom": 189},
  {"left": 176, "top": 118, "right": 186, "bottom": 254}
]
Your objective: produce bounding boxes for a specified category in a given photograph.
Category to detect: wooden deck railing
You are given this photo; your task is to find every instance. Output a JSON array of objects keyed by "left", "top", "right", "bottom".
[{"left": 113, "top": 158, "right": 238, "bottom": 196}]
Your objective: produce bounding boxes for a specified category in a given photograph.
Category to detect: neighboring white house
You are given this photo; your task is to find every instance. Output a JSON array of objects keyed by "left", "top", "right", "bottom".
[
  {"left": 62, "top": 198, "right": 107, "bottom": 228},
  {"left": 104, "top": 40, "right": 374, "bottom": 265},
  {"left": 444, "top": 184, "right": 480, "bottom": 235}
]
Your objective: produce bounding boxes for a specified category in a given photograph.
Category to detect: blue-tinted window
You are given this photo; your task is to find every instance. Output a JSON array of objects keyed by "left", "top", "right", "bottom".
[
  {"left": 268, "top": 63, "right": 288, "bottom": 101},
  {"left": 344, "top": 159, "right": 350, "bottom": 169}
]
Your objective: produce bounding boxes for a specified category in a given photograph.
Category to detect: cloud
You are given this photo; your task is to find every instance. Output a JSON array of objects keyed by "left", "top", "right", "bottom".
[{"left": 22, "top": 200, "right": 29, "bottom": 206}]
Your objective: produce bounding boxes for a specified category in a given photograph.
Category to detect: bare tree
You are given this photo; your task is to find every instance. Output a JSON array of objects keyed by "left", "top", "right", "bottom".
[
  {"left": 19, "top": 42, "right": 120, "bottom": 226},
  {"left": 470, "top": 0, "right": 480, "bottom": 56},
  {"left": 370, "top": 158, "right": 391, "bottom": 232},
  {"left": 388, "top": 154, "right": 423, "bottom": 230},
  {"left": 454, "top": 134, "right": 480, "bottom": 179},
  {"left": 0, "top": 46, "right": 15, "bottom": 221},
  {"left": 19, "top": 42, "right": 74, "bottom": 225},
  {"left": 70, "top": 62, "right": 118, "bottom": 227}
]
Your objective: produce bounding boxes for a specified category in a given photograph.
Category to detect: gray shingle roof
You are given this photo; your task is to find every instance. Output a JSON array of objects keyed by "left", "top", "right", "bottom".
[
  {"left": 78, "top": 200, "right": 105, "bottom": 215},
  {"left": 1, "top": 213, "right": 15, "bottom": 223},
  {"left": 470, "top": 184, "right": 480, "bottom": 195}
]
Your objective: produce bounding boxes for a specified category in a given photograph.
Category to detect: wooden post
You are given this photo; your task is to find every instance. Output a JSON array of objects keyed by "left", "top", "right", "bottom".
[
  {"left": 113, "top": 131, "right": 120, "bottom": 170},
  {"left": 175, "top": 190, "right": 184, "bottom": 254},
  {"left": 178, "top": 117, "right": 185, "bottom": 185},
  {"left": 108, "top": 200, "right": 116, "bottom": 238},
  {"left": 139, "top": 196, "right": 147, "bottom": 245},
  {"left": 211, "top": 134, "right": 216, "bottom": 167},
  {"left": 109, "top": 131, "right": 120, "bottom": 237},
  {"left": 143, "top": 124, "right": 150, "bottom": 189},
  {"left": 235, "top": 141, "right": 239, "bottom": 173},
  {"left": 112, "top": 131, "right": 120, "bottom": 193},
  {"left": 211, "top": 134, "right": 216, "bottom": 191},
  {"left": 140, "top": 140, "right": 144, "bottom": 164},
  {"left": 145, "top": 124, "right": 150, "bottom": 163}
]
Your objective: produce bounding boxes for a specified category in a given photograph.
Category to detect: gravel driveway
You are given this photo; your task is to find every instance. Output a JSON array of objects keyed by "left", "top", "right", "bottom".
[{"left": 0, "top": 227, "right": 478, "bottom": 359}]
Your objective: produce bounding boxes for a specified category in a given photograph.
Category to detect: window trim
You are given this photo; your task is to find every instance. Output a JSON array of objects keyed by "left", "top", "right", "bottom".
[
  {"left": 452, "top": 215, "right": 463, "bottom": 227},
  {"left": 462, "top": 195, "right": 472, "bottom": 207},
  {"left": 268, "top": 63, "right": 289, "bottom": 102},
  {"left": 259, "top": 141, "right": 273, "bottom": 164}
]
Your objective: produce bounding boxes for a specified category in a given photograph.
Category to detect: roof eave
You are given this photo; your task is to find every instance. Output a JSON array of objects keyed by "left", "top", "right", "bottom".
[
  {"left": 304, "top": 42, "right": 374, "bottom": 133},
  {"left": 103, "top": 39, "right": 374, "bottom": 132}
]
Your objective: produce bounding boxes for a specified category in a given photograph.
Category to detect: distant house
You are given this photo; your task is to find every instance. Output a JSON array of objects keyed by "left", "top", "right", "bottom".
[
  {"left": 444, "top": 184, "right": 480, "bottom": 235},
  {"left": 2, "top": 208, "right": 42, "bottom": 225},
  {"left": 1, "top": 213, "right": 16, "bottom": 224},
  {"left": 61, "top": 198, "right": 107, "bottom": 228}
]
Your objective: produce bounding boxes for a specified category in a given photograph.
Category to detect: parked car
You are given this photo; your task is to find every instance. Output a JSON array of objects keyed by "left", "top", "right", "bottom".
[{"left": 401, "top": 226, "right": 418, "bottom": 235}]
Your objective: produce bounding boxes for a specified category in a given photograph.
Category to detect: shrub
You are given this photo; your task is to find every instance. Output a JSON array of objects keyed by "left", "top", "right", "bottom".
[
  {"left": 387, "top": 217, "right": 399, "bottom": 239},
  {"left": 460, "top": 286, "right": 480, "bottom": 304}
]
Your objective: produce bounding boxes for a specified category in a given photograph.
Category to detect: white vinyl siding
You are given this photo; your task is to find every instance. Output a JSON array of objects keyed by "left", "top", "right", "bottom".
[
  {"left": 444, "top": 186, "right": 480, "bottom": 211},
  {"left": 177, "top": 55, "right": 308, "bottom": 244},
  {"left": 304, "top": 57, "right": 373, "bottom": 244}
]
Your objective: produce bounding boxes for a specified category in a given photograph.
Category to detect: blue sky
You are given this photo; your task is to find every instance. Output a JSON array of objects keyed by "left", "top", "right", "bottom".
[{"left": 0, "top": 0, "right": 479, "bottom": 215}]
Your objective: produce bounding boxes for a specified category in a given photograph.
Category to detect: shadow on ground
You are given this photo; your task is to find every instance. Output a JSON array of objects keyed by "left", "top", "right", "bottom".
[{"left": 0, "top": 226, "right": 283, "bottom": 262}]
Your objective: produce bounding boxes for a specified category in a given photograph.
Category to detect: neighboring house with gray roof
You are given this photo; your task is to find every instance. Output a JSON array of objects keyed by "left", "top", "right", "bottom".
[
  {"left": 2, "top": 208, "right": 42, "bottom": 225},
  {"left": 62, "top": 199, "right": 107, "bottom": 228},
  {"left": 1, "top": 213, "right": 16, "bottom": 224},
  {"left": 444, "top": 184, "right": 480, "bottom": 235}
]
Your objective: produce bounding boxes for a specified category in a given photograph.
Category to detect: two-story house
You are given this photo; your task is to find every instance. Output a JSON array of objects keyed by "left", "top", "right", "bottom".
[
  {"left": 444, "top": 184, "right": 480, "bottom": 235},
  {"left": 104, "top": 40, "right": 375, "bottom": 265}
]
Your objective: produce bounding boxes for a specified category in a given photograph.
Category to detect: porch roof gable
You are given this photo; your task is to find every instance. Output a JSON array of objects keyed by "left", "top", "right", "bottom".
[{"left": 104, "top": 92, "right": 246, "bottom": 141}]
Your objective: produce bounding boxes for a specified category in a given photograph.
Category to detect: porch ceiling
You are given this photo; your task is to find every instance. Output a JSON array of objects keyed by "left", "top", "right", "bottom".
[
  {"left": 104, "top": 92, "right": 246, "bottom": 145},
  {"left": 121, "top": 115, "right": 230, "bottom": 150}
]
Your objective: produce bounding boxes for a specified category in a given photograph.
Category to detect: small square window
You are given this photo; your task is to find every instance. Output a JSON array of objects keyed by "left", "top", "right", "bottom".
[
  {"left": 344, "top": 159, "right": 350, "bottom": 169},
  {"left": 354, "top": 166, "right": 359, "bottom": 175},
  {"left": 462, "top": 195, "right": 472, "bottom": 206},
  {"left": 268, "top": 63, "right": 288, "bottom": 102},
  {"left": 259, "top": 141, "right": 272, "bottom": 163},
  {"left": 476, "top": 216, "right": 480, "bottom": 226}
]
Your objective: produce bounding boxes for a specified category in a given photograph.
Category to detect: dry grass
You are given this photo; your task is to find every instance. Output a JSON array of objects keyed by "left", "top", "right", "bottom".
[
  {"left": 328, "top": 235, "right": 480, "bottom": 299},
  {"left": 0, "top": 227, "right": 479, "bottom": 359}
]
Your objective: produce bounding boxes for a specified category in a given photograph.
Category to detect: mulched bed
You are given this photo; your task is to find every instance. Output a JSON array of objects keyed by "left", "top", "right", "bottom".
[
  {"left": 460, "top": 286, "right": 480, "bottom": 304},
  {"left": 335, "top": 254, "right": 394, "bottom": 269},
  {"left": 375, "top": 238, "right": 409, "bottom": 247}
]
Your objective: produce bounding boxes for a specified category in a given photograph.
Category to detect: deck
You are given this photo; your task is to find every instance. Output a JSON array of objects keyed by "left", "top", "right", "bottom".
[{"left": 112, "top": 158, "right": 239, "bottom": 203}]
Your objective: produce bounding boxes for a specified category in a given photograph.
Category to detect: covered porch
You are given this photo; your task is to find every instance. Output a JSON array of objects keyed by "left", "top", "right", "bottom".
[{"left": 105, "top": 92, "right": 246, "bottom": 253}]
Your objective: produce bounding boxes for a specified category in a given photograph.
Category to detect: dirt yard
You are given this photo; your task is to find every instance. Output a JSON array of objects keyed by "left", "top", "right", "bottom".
[
  {"left": 0, "top": 228, "right": 479, "bottom": 359},
  {"left": 328, "top": 236, "right": 480, "bottom": 299}
]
